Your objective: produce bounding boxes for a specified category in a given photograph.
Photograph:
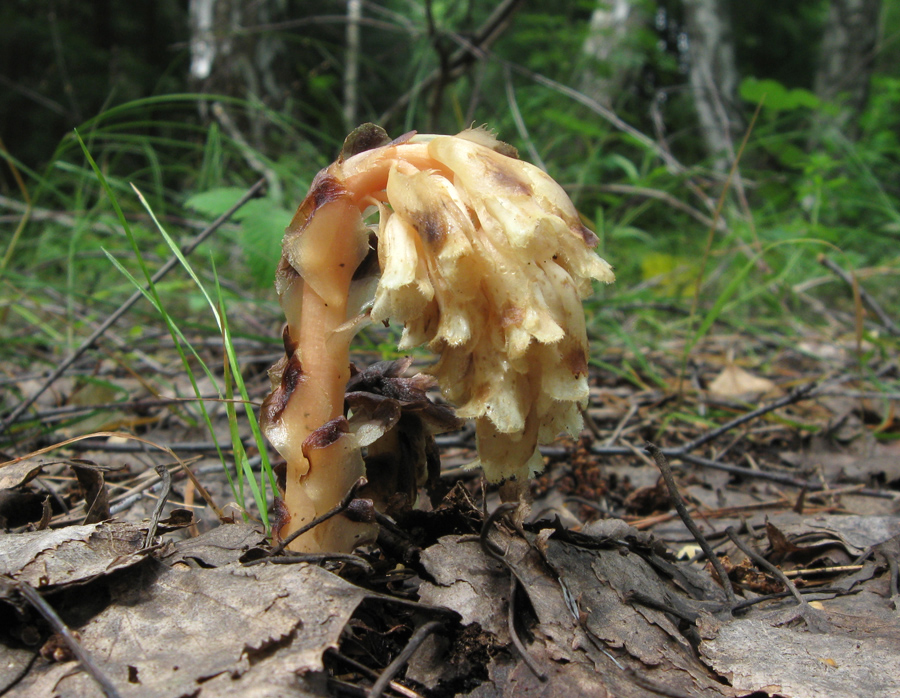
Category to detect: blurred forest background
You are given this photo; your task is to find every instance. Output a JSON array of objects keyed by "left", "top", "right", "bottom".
[{"left": 1, "top": 0, "right": 898, "bottom": 417}]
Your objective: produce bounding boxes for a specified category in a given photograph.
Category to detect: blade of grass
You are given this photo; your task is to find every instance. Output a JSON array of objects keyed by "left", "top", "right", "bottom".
[
  {"left": 678, "top": 102, "right": 764, "bottom": 393},
  {"left": 132, "top": 184, "right": 274, "bottom": 526},
  {"left": 688, "top": 238, "right": 840, "bottom": 352},
  {"left": 78, "top": 142, "right": 243, "bottom": 509},
  {"left": 213, "top": 267, "right": 278, "bottom": 500},
  {"left": 0, "top": 138, "right": 33, "bottom": 280},
  {"left": 99, "top": 247, "right": 243, "bottom": 510}
]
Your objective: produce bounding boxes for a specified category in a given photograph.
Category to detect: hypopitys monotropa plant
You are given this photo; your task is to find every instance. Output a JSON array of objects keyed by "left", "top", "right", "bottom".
[{"left": 261, "top": 124, "right": 614, "bottom": 552}]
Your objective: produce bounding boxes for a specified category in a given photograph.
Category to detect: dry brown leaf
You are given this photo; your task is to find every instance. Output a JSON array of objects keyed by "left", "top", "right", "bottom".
[
  {"left": 415, "top": 527, "right": 732, "bottom": 697},
  {"left": 5, "top": 561, "right": 367, "bottom": 698},
  {"left": 0, "top": 521, "right": 147, "bottom": 589},
  {"left": 0, "top": 461, "right": 44, "bottom": 489},
  {"left": 709, "top": 364, "right": 777, "bottom": 400}
]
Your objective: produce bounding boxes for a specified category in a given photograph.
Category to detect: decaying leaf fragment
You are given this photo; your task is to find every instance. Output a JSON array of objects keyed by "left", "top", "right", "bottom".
[
  {"left": 261, "top": 124, "right": 613, "bottom": 551},
  {"left": 4, "top": 561, "right": 368, "bottom": 698},
  {"left": 0, "top": 521, "right": 147, "bottom": 589},
  {"left": 414, "top": 523, "right": 731, "bottom": 697}
]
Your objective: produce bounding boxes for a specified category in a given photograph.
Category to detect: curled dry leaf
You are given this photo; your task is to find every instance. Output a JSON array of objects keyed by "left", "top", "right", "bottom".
[
  {"left": 0, "top": 522, "right": 147, "bottom": 589},
  {"left": 261, "top": 124, "right": 613, "bottom": 551},
  {"left": 346, "top": 358, "right": 463, "bottom": 515}
]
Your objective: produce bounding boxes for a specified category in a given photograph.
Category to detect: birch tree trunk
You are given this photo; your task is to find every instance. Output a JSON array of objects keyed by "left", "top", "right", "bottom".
[
  {"left": 188, "top": 0, "right": 288, "bottom": 145},
  {"left": 343, "top": 0, "right": 362, "bottom": 130},
  {"left": 681, "top": 0, "right": 741, "bottom": 172},
  {"left": 813, "top": 0, "right": 882, "bottom": 138},
  {"left": 578, "top": 0, "right": 645, "bottom": 108}
]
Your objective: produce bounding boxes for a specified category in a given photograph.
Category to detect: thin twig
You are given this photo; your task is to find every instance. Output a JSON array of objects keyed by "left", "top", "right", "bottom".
[
  {"left": 645, "top": 442, "right": 736, "bottom": 605},
  {"left": 725, "top": 527, "right": 830, "bottom": 632},
  {"left": 15, "top": 581, "right": 121, "bottom": 698},
  {"left": 731, "top": 586, "right": 852, "bottom": 614},
  {"left": 3, "top": 395, "right": 230, "bottom": 427},
  {"left": 674, "top": 380, "right": 820, "bottom": 455},
  {"left": 270, "top": 477, "right": 368, "bottom": 555},
  {"left": 678, "top": 453, "right": 898, "bottom": 499},
  {"left": 625, "top": 592, "right": 700, "bottom": 624},
  {"left": 603, "top": 401, "right": 639, "bottom": 447},
  {"left": 478, "top": 503, "right": 547, "bottom": 682},
  {"left": 506, "top": 576, "right": 547, "bottom": 682},
  {"left": 593, "top": 183, "right": 725, "bottom": 232},
  {"left": 343, "top": 0, "right": 363, "bottom": 129},
  {"left": 244, "top": 552, "right": 373, "bottom": 574},
  {"left": 504, "top": 65, "right": 546, "bottom": 170},
  {"left": 478, "top": 502, "right": 518, "bottom": 562},
  {"left": 818, "top": 254, "right": 900, "bottom": 336},
  {"left": 326, "top": 650, "right": 423, "bottom": 698},
  {"left": 369, "top": 620, "right": 443, "bottom": 698},
  {"left": 211, "top": 105, "right": 281, "bottom": 203},
  {"left": 0, "top": 178, "right": 267, "bottom": 436},
  {"left": 783, "top": 564, "right": 864, "bottom": 578},
  {"left": 143, "top": 465, "right": 173, "bottom": 548},
  {"left": 379, "top": 0, "right": 525, "bottom": 124},
  {"left": 62, "top": 438, "right": 256, "bottom": 454},
  {"left": 361, "top": 590, "right": 460, "bottom": 619}
]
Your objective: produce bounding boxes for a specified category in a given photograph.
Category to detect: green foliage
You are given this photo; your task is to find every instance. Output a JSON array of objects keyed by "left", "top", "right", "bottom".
[
  {"left": 186, "top": 187, "right": 293, "bottom": 289},
  {"left": 739, "top": 78, "right": 820, "bottom": 112}
]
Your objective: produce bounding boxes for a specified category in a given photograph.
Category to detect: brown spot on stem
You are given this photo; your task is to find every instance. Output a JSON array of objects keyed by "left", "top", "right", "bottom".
[
  {"left": 484, "top": 157, "right": 532, "bottom": 195},
  {"left": 302, "top": 416, "right": 352, "bottom": 458},
  {"left": 282, "top": 324, "right": 298, "bottom": 356},
  {"left": 275, "top": 256, "right": 299, "bottom": 280},
  {"left": 281, "top": 353, "right": 305, "bottom": 396},
  {"left": 260, "top": 353, "right": 305, "bottom": 426},
  {"left": 271, "top": 497, "right": 291, "bottom": 544},
  {"left": 574, "top": 222, "right": 599, "bottom": 248},
  {"left": 413, "top": 209, "right": 447, "bottom": 249},
  {"left": 564, "top": 346, "right": 588, "bottom": 378},
  {"left": 287, "top": 172, "right": 348, "bottom": 235},
  {"left": 274, "top": 256, "right": 301, "bottom": 295}
]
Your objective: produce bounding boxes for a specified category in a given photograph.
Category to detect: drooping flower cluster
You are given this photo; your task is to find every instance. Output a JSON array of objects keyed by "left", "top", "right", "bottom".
[{"left": 364, "top": 128, "right": 614, "bottom": 481}]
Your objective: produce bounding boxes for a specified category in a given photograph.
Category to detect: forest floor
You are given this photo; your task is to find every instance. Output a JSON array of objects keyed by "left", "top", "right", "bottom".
[{"left": 2, "top": 303, "right": 900, "bottom": 697}]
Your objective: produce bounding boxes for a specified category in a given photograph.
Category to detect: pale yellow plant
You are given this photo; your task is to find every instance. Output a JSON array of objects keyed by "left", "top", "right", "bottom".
[{"left": 261, "top": 125, "right": 613, "bottom": 552}]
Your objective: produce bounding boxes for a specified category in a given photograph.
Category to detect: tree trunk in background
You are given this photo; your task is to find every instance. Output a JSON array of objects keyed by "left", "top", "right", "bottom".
[
  {"left": 188, "top": 0, "right": 288, "bottom": 145},
  {"left": 813, "top": 0, "right": 882, "bottom": 139},
  {"left": 343, "top": 0, "right": 362, "bottom": 130},
  {"left": 189, "top": 0, "right": 219, "bottom": 84},
  {"left": 578, "top": 0, "right": 646, "bottom": 108},
  {"left": 681, "top": 0, "right": 741, "bottom": 172}
]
